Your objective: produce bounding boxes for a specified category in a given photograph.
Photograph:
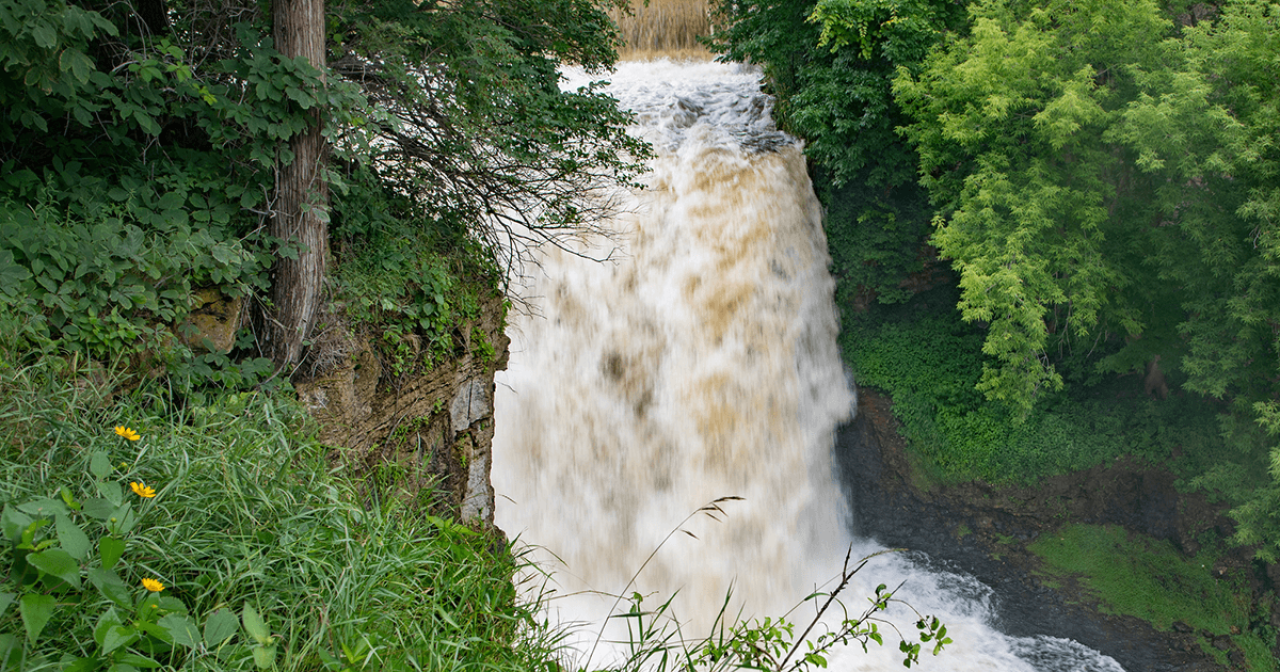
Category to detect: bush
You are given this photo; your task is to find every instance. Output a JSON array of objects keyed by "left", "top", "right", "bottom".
[{"left": 841, "top": 286, "right": 1236, "bottom": 486}]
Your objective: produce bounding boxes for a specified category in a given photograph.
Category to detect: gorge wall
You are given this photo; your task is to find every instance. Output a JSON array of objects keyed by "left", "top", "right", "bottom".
[
  {"left": 839, "top": 388, "right": 1278, "bottom": 671},
  {"left": 294, "top": 291, "right": 509, "bottom": 527}
]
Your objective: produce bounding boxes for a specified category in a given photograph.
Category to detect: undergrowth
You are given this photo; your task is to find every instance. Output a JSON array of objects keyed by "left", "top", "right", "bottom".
[
  {"left": 1029, "top": 525, "right": 1277, "bottom": 671},
  {"left": 0, "top": 319, "right": 953, "bottom": 671},
  {"left": 0, "top": 341, "right": 563, "bottom": 671},
  {"left": 840, "top": 285, "right": 1265, "bottom": 495},
  {"left": 329, "top": 215, "right": 494, "bottom": 379}
]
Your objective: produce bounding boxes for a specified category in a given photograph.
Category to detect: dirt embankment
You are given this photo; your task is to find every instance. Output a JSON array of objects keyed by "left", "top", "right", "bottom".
[{"left": 837, "top": 388, "right": 1279, "bottom": 672}]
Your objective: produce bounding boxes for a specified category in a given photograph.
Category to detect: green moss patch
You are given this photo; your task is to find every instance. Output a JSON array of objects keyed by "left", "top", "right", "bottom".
[{"left": 1029, "top": 524, "right": 1277, "bottom": 671}]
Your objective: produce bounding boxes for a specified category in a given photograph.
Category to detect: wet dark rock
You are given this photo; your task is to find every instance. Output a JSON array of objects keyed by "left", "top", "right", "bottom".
[{"left": 836, "top": 388, "right": 1235, "bottom": 672}]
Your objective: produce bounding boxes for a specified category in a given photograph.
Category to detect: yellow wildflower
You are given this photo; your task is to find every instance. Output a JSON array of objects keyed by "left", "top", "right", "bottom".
[
  {"left": 130, "top": 482, "right": 157, "bottom": 499},
  {"left": 114, "top": 426, "right": 141, "bottom": 441},
  {"left": 141, "top": 578, "right": 165, "bottom": 593}
]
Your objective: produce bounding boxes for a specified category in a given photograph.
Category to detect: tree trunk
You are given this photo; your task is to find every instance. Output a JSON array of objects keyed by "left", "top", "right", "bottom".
[{"left": 265, "top": 0, "right": 328, "bottom": 370}]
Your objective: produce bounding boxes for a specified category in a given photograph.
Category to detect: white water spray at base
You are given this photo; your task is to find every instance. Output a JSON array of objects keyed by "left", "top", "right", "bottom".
[{"left": 492, "top": 60, "right": 1124, "bottom": 672}]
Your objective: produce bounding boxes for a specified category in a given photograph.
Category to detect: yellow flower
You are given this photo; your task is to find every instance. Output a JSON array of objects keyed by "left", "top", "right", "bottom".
[
  {"left": 130, "top": 482, "right": 157, "bottom": 499},
  {"left": 141, "top": 578, "right": 165, "bottom": 593},
  {"left": 114, "top": 426, "right": 141, "bottom": 441}
]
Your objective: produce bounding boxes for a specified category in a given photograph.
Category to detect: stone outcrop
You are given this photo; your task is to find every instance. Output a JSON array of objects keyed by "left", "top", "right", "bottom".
[
  {"left": 295, "top": 292, "right": 509, "bottom": 527},
  {"left": 179, "top": 288, "right": 244, "bottom": 353}
]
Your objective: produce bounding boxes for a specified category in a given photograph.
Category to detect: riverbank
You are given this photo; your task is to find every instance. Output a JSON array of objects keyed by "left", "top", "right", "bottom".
[{"left": 836, "top": 388, "right": 1279, "bottom": 671}]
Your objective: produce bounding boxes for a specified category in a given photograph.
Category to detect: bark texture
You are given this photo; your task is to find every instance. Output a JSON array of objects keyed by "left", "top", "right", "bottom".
[{"left": 266, "top": 0, "right": 329, "bottom": 369}]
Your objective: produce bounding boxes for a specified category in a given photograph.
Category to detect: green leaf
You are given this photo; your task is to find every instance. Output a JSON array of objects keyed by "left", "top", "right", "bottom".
[
  {"left": 19, "top": 593, "right": 55, "bottom": 643},
  {"left": 90, "top": 451, "right": 112, "bottom": 479},
  {"left": 252, "top": 644, "right": 276, "bottom": 669},
  {"left": 0, "top": 593, "right": 13, "bottom": 620},
  {"left": 56, "top": 513, "right": 91, "bottom": 560},
  {"left": 115, "top": 653, "right": 161, "bottom": 668},
  {"left": 82, "top": 497, "right": 114, "bottom": 521},
  {"left": 0, "top": 634, "right": 21, "bottom": 670},
  {"left": 158, "top": 614, "right": 200, "bottom": 649},
  {"left": 59, "top": 48, "right": 94, "bottom": 84},
  {"left": 102, "top": 624, "right": 139, "bottom": 654},
  {"left": 99, "top": 536, "right": 125, "bottom": 570},
  {"left": 27, "top": 549, "right": 81, "bottom": 588},
  {"left": 157, "top": 192, "right": 184, "bottom": 210},
  {"left": 89, "top": 568, "right": 132, "bottom": 608},
  {"left": 138, "top": 620, "right": 173, "bottom": 645},
  {"left": 61, "top": 655, "right": 99, "bottom": 672},
  {"left": 1, "top": 505, "right": 32, "bottom": 543},
  {"left": 203, "top": 608, "right": 238, "bottom": 647},
  {"left": 30, "top": 22, "right": 57, "bottom": 49},
  {"left": 159, "top": 595, "right": 186, "bottom": 613},
  {"left": 94, "top": 607, "right": 124, "bottom": 646},
  {"left": 96, "top": 481, "right": 122, "bottom": 507},
  {"left": 242, "top": 604, "right": 269, "bottom": 644},
  {"left": 133, "top": 111, "right": 161, "bottom": 136},
  {"left": 58, "top": 486, "right": 80, "bottom": 511},
  {"left": 17, "top": 498, "right": 68, "bottom": 518}
]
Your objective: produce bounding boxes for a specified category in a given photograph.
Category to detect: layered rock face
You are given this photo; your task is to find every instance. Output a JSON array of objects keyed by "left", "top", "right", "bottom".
[{"left": 296, "top": 293, "right": 509, "bottom": 527}]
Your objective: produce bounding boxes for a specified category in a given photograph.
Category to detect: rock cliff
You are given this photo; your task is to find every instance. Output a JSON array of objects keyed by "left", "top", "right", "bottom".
[{"left": 295, "top": 292, "right": 509, "bottom": 527}]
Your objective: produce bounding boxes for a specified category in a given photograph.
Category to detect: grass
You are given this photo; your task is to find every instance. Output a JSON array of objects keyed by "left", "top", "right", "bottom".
[
  {"left": 610, "top": 0, "right": 714, "bottom": 60},
  {"left": 0, "top": 344, "right": 566, "bottom": 671},
  {"left": 1029, "top": 524, "right": 1277, "bottom": 672}
]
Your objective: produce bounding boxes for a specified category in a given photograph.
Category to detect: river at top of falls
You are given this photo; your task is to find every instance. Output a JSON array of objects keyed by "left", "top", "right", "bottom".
[{"left": 491, "top": 59, "right": 1126, "bottom": 672}]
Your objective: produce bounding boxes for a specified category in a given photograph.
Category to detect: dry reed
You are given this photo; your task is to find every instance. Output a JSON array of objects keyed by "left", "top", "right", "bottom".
[{"left": 609, "top": 0, "right": 714, "bottom": 60}]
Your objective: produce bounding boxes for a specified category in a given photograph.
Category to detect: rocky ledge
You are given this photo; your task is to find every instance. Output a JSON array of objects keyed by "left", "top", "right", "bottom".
[
  {"left": 295, "top": 292, "right": 509, "bottom": 528},
  {"left": 836, "top": 388, "right": 1279, "bottom": 672}
]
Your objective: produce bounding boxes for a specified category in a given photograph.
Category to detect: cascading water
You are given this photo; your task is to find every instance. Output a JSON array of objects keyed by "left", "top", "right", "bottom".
[{"left": 491, "top": 59, "right": 1126, "bottom": 672}]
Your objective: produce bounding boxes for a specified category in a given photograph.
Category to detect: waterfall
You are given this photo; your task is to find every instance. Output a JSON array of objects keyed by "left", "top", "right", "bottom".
[{"left": 491, "top": 59, "right": 1125, "bottom": 672}]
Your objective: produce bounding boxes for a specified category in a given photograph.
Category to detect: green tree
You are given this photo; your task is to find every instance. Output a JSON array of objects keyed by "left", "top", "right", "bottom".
[
  {"left": 894, "top": 0, "right": 1280, "bottom": 555},
  {"left": 893, "top": 0, "right": 1239, "bottom": 413},
  {"left": 0, "top": 0, "right": 648, "bottom": 373},
  {"left": 1174, "top": 0, "right": 1280, "bottom": 560}
]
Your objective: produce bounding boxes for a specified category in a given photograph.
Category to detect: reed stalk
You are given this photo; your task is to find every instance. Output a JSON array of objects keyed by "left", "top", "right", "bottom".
[{"left": 609, "top": 0, "right": 714, "bottom": 60}]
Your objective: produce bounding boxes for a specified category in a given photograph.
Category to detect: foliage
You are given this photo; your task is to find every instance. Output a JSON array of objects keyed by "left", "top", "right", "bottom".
[
  {"left": 843, "top": 287, "right": 1242, "bottom": 485},
  {"left": 893, "top": 0, "right": 1280, "bottom": 415},
  {"left": 325, "top": 0, "right": 653, "bottom": 275},
  {"left": 0, "top": 0, "right": 361, "bottom": 379},
  {"left": 0, "top": 321, "right": 958, "bottom": 672},
  {"left": 1, "top": 0, "right": 651, "bottom": 383},
  {"left": 597, "top": 547, "right": 951, "bottom": 671},
  {"left": 1029, "top": 524, "right": 1277, "bottom": 671},
  {"left": 332, "top": 220, "right": 491, "bottom": 376},
  {"left": 0, "top": 342, "right": 563, "bottom": 671},
  {"left": 886, "top": 0, "right": 1280, "bottom": 554}
]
